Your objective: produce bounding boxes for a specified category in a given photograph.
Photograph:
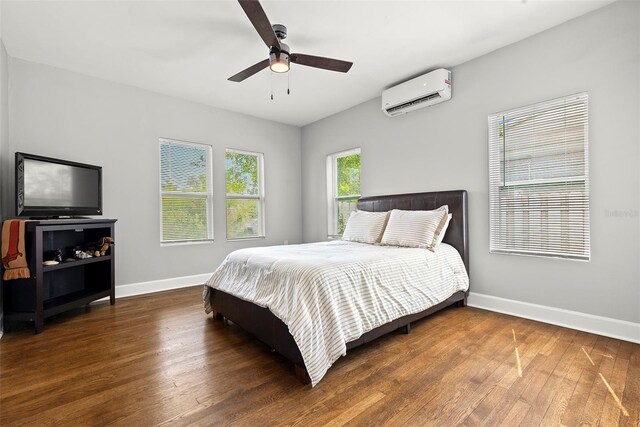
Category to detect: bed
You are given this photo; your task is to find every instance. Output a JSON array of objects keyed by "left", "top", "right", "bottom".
[{"left": 204, "top": 190, "right": 469, "bottom": 386}]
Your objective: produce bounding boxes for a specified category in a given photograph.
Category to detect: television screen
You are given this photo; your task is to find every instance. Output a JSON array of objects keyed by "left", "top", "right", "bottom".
[{"left": 16, "top": 153, "right": 102, "bottom": 217}]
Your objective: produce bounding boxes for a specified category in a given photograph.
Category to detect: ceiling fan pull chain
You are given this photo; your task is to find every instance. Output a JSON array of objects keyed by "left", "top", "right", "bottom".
[
  {"left": 270, "top": 71, "right": 274, "bottom": 100},
  {"left": 287, "top": 72, "right": 290, "bottom": 95}
]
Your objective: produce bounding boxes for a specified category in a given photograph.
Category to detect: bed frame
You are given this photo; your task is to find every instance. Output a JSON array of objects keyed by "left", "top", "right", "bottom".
[{"left": 208, "top": 190, "right": 469, "bottom": 385}]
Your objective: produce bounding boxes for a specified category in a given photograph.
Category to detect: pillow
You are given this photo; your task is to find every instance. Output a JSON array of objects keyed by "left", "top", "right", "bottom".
[
  {"left": 434, "top": 213, "right": 453, "bottom": 249},
  {"left": 342, "top": 210, "right": 389, "bottom": 244},
  {"left": 380, "top": 206, "right": 449, "bottom": 250}
]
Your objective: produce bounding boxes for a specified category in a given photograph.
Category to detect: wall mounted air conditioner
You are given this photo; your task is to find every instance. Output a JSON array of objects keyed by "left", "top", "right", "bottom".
[{"left": 381, "top": 68, "right": 452, "bottom": 117}]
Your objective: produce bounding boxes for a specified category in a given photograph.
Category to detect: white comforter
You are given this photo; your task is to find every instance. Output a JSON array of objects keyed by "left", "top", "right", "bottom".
[{"left": 204, "top": 240, "right": 469, "bottom": 386}]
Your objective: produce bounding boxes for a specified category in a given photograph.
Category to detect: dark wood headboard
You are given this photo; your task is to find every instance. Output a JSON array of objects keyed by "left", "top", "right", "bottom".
[{"left": 357, "top": 190, "right": 469, "bottom": 274}]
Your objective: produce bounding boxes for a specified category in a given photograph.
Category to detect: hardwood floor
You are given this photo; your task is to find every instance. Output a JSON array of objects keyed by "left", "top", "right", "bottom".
[{"left": 1, "top": 286, "right": 638, "bottom": 426}]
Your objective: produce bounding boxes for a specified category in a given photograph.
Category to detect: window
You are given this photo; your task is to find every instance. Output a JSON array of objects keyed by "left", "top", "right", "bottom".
[
  {"left": 159, "top": 139, "right": 213, "bottom": 243},
  {"left": 327, "top": 148, "right": 361, "bottom": 237},
  {"left": 488, "top": 93, "right": 589, "bottom": 260},
  {"left": 225, "top": 149, "right": 265, "bottom": 240}
]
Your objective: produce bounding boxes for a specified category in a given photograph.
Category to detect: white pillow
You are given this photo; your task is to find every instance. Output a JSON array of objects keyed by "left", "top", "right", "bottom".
[
  {"left": 380, "top": 206, "right": 449, "bottom": 251},
  {"left": 342, "top": 210, "right": 389, "bottom": 244},
  {"left": 434, "top": 213, "right": 453, "bottom": 249}
]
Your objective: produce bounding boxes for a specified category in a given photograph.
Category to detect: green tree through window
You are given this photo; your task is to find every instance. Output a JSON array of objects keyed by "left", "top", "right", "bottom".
[
  {"left": 328, "top": 149, "right": 361, "bottom": 236},
  {"left": 226, "top": 150, "right": 264, "bottom": 239},
  {"left": 337, "top": 154, "right": 361, "bottom": 197}
]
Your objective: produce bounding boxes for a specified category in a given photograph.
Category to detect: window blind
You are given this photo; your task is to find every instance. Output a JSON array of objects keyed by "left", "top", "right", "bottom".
[
  {"left": 160, "top": 139, "right": 213, "bottom": 243},
  {"left": 488, "top": 93, "right": 590, "bottom": 260}
]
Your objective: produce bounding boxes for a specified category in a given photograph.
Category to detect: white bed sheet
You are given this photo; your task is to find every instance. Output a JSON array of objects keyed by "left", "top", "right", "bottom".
[{"left": 204, "top": 240, "right": 469, "bottom": 386}]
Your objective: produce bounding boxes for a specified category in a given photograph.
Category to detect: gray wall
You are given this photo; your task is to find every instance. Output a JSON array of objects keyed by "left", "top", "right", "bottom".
[
  {"left": 0, "top": 0, "right": 7, "bottom": 206},
  {"left": 7, "top": 58, "right": 302, "bottom": 286},
  {"left": 302, "top": 2, "right": 640, "bottom": 323},
  {"left": 0, "top": 43, "right": 8, "bottom": 219},
  {"left": 0, "top": 9, "right": 8, "bottom": 334},
  {"left": 0, "top": 13, "right": 7, "bottom": 203}
]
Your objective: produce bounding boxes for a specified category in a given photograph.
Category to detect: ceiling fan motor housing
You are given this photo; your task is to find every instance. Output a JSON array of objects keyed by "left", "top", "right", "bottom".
[{"left": 272, "top": 24, "right": 287, "bottom": 40}]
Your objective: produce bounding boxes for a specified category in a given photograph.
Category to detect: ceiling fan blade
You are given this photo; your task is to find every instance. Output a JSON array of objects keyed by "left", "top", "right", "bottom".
[
  {"left": 290, "top": 53, "right": 353, "bottom": 73},
  {"left": 238, "top": 0, "right": 281, "bottom": 50},
  {"left": 228, "top": 58, "right": 270, "bottom": 82}
]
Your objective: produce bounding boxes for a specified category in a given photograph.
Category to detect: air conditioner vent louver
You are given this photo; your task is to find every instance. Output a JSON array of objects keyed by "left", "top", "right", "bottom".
[
  {"left": 382, "top": 68, "right": 452, "bottom": 117},
  {"left": 385, "top": 92, "right": 442, "bottom": 115}
]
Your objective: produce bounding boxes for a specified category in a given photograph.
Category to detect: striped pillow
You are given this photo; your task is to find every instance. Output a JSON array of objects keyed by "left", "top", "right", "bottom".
[
  {"left": 434, "top": 213, "right": 453, "bottom": 249},
  {"left": 380, "top": 206, "right": 449, "bottom": 250},
  {"left": 342, "top": 210, "right": 389, "bottom": 244}
]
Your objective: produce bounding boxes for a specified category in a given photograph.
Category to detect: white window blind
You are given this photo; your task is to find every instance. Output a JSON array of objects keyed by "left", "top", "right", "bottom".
[
  {"left": 326, "top": 148, "right": 361, "bottom": 237},
  {"left": 225, "top": 149, "right": 265, "bottom": 240},
  {"left": 488, "top": 93, "right": 590, "bottom": 260},
  {"left": 160, "top": 139, "right": 214, "bottom": 243}
]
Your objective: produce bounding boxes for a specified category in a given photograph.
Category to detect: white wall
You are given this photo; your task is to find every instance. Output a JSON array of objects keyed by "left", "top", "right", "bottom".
[
  {"left": 7, "top": 58, "right": 302, "bottom": 287},
  {"left": 302, "top": 2, "right": 640, "bottom": 324}
]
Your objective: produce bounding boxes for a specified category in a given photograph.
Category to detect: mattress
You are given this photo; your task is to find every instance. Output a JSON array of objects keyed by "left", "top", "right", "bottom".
[{"left": 204, "top": 240, "right": 469, "bottom": 386}]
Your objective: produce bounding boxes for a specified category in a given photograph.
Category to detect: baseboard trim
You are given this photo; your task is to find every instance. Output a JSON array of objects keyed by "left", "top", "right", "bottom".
[
  {"left": 468, "top": 292, "right": 640, "bottom": 344},
  {"left": 114, "top": 273, "right": 212, "bottom": 299}
]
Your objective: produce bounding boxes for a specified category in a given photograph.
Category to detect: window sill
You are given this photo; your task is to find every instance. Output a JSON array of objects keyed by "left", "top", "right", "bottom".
[
  {"left": 161, "top": 239, "right": 215, "bottom": 247},
  {"left": 227, "top": 236, "right": 266, "bottom": 242},
  {"left": 490, "top": 249, "right": 589, "bottom": 262}
]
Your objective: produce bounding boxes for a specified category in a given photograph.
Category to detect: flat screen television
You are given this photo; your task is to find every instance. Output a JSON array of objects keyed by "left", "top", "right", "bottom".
[{"left": 16, "top": 152, "right": 103, "bottom": 217}]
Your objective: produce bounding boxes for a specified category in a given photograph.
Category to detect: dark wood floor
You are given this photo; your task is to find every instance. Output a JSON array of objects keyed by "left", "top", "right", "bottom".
[{"left": 0, "top": 286, "right": 638, "bottom": 426}]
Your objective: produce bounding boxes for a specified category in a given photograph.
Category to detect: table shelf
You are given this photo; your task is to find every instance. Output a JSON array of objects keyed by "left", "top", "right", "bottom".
[
  {"left": 43, "top": 255, "right": 112, "bottom": 272},
  {"left": 3, "top": 218, "right": 117, "bottom": 333}
]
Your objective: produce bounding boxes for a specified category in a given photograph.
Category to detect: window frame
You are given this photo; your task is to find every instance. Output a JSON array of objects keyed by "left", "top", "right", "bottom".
[
  {"left": 225, "top": 148, "right": 266, "bottom": 241},
  {"left": 326, "top": 147, "right": 361, "bottom": 238},
  {"left": 488, "top": 93, "right": 590, "bottom": 261},
  {"left": 159, "top": 138, "right": 214, "bottom": 245}
]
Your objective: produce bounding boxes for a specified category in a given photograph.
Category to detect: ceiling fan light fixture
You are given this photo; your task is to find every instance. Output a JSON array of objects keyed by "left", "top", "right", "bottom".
[
  {"left": 270, "top": 59, "right": 289, "bottom": 73},
  {"left": 269, "top": 47, "right": 290, "bottom": 73}
]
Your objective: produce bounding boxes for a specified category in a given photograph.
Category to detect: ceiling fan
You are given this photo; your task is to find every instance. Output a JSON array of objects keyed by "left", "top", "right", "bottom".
[{"left": 228, "top": 0, "right": 353, "bottom": 82}]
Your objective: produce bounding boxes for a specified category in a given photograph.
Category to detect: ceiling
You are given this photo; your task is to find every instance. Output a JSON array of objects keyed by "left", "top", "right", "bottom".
[{"left": 1, "top": 0, "right": 612, "bottom": 127}]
